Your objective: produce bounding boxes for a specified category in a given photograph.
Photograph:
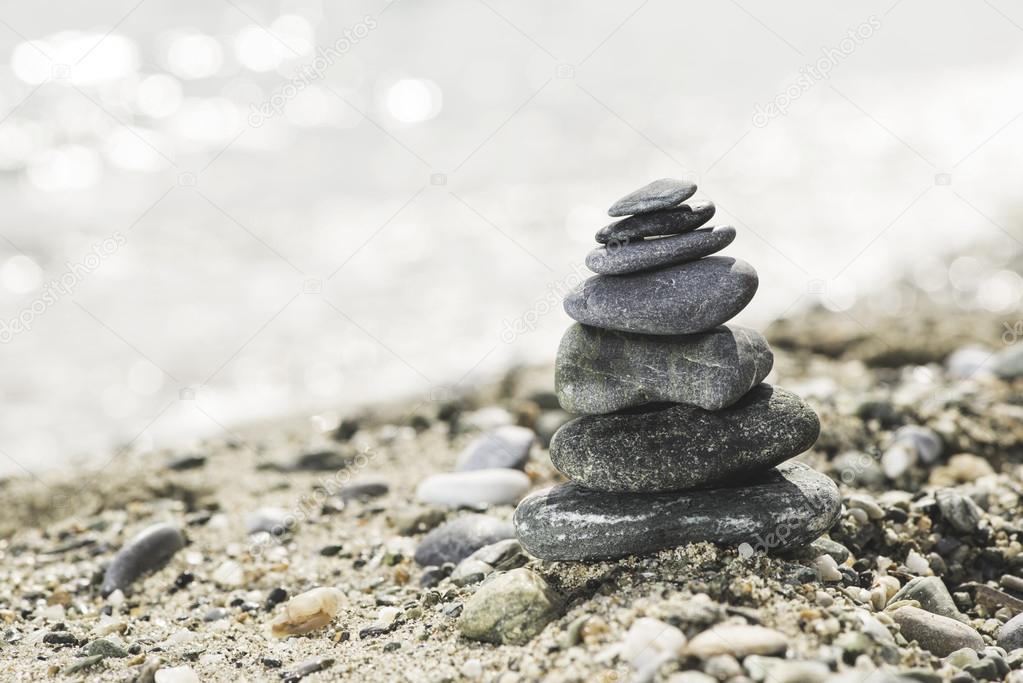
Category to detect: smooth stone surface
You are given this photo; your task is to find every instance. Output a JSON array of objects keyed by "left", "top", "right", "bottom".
[
  {"left": 551, "top": 385, "right": 818, "bottom": 493},
  {"left": 597, "top": 200, "right": 715, "bottom": 244},
  {"left": 458, "top": 568, "right": 562, "bottom": 645},
  {"left": 992, "top": 342, "right": 1023, "bottom": 379},
  {"left": 563, "top": 257, "right": 758, "bottom": 335},
  {"left": 935, "top": 488, "right": 983, "bottom": 533},
  {"left": 607, "top": 178, "right": 696, "bottom": 217},
  {"left": 998, "top": 612, "right": 1023, "bottom": 651},
  {"left": 891, "top": 606, "right": 984, "bottom": 657},
  {"left": 450, "top": 539, "right": 527, "bottom": 585},
  {"left": 415, "top": 469, "right": 531, "bottom": 508},
  {"left": 890, "top": 576, "right": 965, "bottom": 622},
  {"left": 685, "top": 624, "right": 787, "bottom": 658},
  {"left": 587, "top": 225, "right": 735, "bottom": 275},
  {"left": 101, "top": 523, "right": 185, "bottom": 597},
  {"left": 556, "top": 323, "right": 773, "bottom": 414},
  {"left": 514, "top": 461, "right": 840, "bottom": 561},
  {"left": 455, "top": 425, "right": 534, "bottom": 471},
  {"left": 338, "top": 479, "right": 389, "bottom": 502},
  {"left": 414, "top": 514, "right": 515, "bottom": 566}
]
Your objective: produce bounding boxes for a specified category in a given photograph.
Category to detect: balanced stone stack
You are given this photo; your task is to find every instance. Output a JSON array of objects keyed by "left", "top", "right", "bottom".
[{"left": 514, "top": 179, "right": 841, "bottom": 562}]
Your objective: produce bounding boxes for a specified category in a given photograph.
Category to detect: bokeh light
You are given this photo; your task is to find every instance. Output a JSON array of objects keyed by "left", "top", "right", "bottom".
[{"left": 385, "top": 78, "right": 443, "bottom": 123}]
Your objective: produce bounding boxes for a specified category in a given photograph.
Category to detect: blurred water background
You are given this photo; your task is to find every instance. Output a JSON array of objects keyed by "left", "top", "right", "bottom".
[{"left": 2, "top": 0, "right": 1023, "bottom": 475}]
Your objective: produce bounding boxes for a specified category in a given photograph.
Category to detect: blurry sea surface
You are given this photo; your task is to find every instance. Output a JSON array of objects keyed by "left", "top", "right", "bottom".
[{"left": 2, "top": 1, "right": 1023, "bottom": 474}]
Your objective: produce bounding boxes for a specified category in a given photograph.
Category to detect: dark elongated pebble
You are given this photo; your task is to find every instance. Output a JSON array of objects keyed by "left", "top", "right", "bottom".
[
  {"left": 596, "top": 200, "right": 715, "bottom": 244},
  {"left": 413, "top": 514, "right": 515, "bottom": 566},
  {"left": 550, "top": 385, "right": 819, "bottom": 492},
  {"left": 556, "top": 323, "right": 772, "bottom": 413},
  {"left": 607, "top": 178, "right": 696, "bottom": 217},
  {"left": 564, "top": 256, "right": 758, "bottom": 335},
  {"left": 587, "top": 225, "right": 735, "bottom": 275},
  {"left": 101, "top": 523, "right": 185, "bottom": 596},
  {"left": 513, "top": 462, "right": 840, "bottom": 561}
]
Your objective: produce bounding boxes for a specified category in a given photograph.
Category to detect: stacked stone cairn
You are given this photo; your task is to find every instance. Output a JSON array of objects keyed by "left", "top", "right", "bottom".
[{"left": 514, "top": 179, "right": 842, "bottom": 562}]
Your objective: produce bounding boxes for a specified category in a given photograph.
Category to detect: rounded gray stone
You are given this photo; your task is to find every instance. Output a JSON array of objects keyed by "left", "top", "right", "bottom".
[
  {"left": 890, "top": 576, "right": 965, "bottom": 621},
  {"left": 596, "top": 200, "right": 715, "bottom": 244},
  {"left": 587, "top": 225, "right": 735, "bottom": 275},
  {"left": 550, "top": 384, "right": 819, "bottom": 492},
  {"left": 413, "top": 514, "right": 514, "bottom": 566},
  {"left": 998, "top": 612, "right": 1023, "bottom": 651},
  {"left": 563, "top": 256, "right": 758, "bottom": 335},
  {"left": 101, "top": 523, "right": 185, "bottom": 597},
  {"left": 607, "top": 178, "right": 696, "bottom": 217},
  {"left": 456, "top": 425, "right": 534, "bottom": 471},
  {"left": 890, "top": 606, "right": 984, "bottom": 657},
  {"left": 555, "top": 323, "right": 773, "bottom": 413},
  {"left": 513, "top": 461, "right": 840, "bottom": 562}
]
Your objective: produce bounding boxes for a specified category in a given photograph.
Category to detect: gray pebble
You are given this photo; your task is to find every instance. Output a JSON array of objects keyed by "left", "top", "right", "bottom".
[
  {"left": 550, "top": 384, "right": 819, "bottom": 492},
  {"left": 891, "top": 576, "right": 965, "bottom": 622},
  {"left": 87, "top": 637, "right": 128, "bottom": 658},
  {"left": 597, "top": 200, "right": 715, "bottom": 244},
  {"left": 564, "top": 256, "right": 758, "bottom": 335},
  {"left": 587, "top": 225, "right": 735, "bottom": 275},
  {"left": 514, "top": 461, "right": 840, "bottom": 561},
  {"left": 455, "top": 425, "right": 534, "bottom": 471},
  {"left": 936, "top": 488, "right": 983, "bottom": 533},
  {"left": 992, "top": 342, "right": 1023, "bottom": 379},
  {"left": 339, "top": 479, "right": 389, "bottom": 502},
  {"left": 607, "top": 178, "right": 696, "bottom": 217},
  {"left": 998, "top": 612, "right": 1023, "bottom": 652},
  {"left": 556, "top": 323, "right": 773, "bottom": 414},
  {"left": 101, "top": 523, "right": 185, "bottom": 596},
  {"left": 413, "top": 514, "right": 515, "bottom": 566},
  {"left": 891, "top": 606, "right": 984, "bottom": 657},
  {"left": 458, "top": 568, "right": 562, "bottom": 645}
]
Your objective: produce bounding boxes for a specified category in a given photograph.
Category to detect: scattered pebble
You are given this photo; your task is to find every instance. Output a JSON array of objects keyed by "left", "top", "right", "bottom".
[
  {"left": 891, "top": 606, "right": 984, "bottom": 657},
  {"left": 455, "top": 425, "right": 534, "bottom": 471},
  {"left": 685, "top": 624, "right": 787, "bottom": 658},
  {"left": 153, "top": 666, "right": 200, "bottom": 683},
  {"left": 101, "top": 523, "right": 185, "bottom": 597},
  {"left": 998, "top": 611, "right": 1023, "bottom": 652},
  {"left": 458, "top": 569, "right": 561, "bottom": 645},
  {"left": 270, "top": 587, "right": 346, "bottom": 638},
  {"left": 413, "top": 514, "right": 515, "bottom": 566},
  {"left": 415, "top": 469, "right": 530, "bottom": 508}
]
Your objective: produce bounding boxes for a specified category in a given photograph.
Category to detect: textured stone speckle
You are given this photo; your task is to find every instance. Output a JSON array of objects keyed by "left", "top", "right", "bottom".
[
  {"left": 607, "top": 178, "right": 696, "bottom": 217},
  {"left": 587, "top": 225, "right": 735, "bottom": 274},
  {"left": 596, "top": 200, "right": 715, "bottom": 244}
]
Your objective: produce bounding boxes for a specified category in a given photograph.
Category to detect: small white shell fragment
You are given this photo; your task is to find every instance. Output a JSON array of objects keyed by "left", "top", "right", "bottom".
[{"left": 270, "top": 587, "right": 346, "bottom": 638}]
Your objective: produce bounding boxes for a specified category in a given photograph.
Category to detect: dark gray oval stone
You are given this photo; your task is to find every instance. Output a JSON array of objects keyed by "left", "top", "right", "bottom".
[
  {"left": 413, "top": 514, "right": 515, "bottom": 566},
  {"left": 556, "top": 323, "right": 772, "bottom": 413},
  {"left": 587, "top": 225, "right": 735, "bottom": 275},
  {"left": 513, "top": 461, "right": 840, "bottom": 562},
  {"left": 563, "top": 256, "right": 758, "bottom": 335},
  {"left": 101, "top": 523, "right": 185, "bottom": 596},
  {"left": 550, "top": 384, "right": 819, "bottom": 492},
  {"left": 596, "top": 200, "right": 715, "bottom": 244},
  {"left": 608, "top": 178, "right": 697, "bottom": 217}
]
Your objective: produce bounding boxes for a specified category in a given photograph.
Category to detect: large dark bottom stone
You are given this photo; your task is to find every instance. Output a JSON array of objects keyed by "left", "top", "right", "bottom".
[{"left": 513, "top": 462, "right": 840, "bottom": 562}]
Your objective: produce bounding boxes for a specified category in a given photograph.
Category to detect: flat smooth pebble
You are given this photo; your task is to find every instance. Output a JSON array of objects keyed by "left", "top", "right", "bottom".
[
  {"left": 415, "top": 469, "right": 531, "bottom": 508},
  {"left": 686, "top": 624, "right": 787, "bottom": 658},
  {"left": 997, "top": 611, "right": 1023, "bottom": 651},
  {"left": 550, "top": 384, "right": 819, "bottom": 493},
  {"left": 891, "top": 606, "right": 983, "bottom": 656},
  {"left": 587, "top": 225, "right": 735, "bottom": 275},
  {"left": 101, "top": 523, "right": 185, "bottom": 596},
  {"left": 555, "top": 323, "right": 773, "bottom": 414},
  {"left": 607, "top": 178, "right": 696, "bottom": 217},
  {"left": 596, "top": 200, "right": 715, "bottom": 244},
  {"left": 513, "top": 461, "right": 840, "bottom": 561},
  {"left": 563, "top": 256, "right": 758, "bottom": 335},
  {"left": 457, "top": 568, "right": 561, "bottom": 645},
  {"left": 456, "top": 425, "right": 534, "bottom": 471},
  {"left": 414, "top": 514, "right": 515, "bottom": 566}
]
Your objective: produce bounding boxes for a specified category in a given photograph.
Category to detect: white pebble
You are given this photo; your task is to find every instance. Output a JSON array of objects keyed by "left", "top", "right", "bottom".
[
  {"left": 154, "top": 666, "right": 200, "bottom": 683},
  {"left": 620, "top": 617, "right": 687, "bottom": 670},
  {"left": 815, "top": 555, "right": 842, "bottom": 582},
  {"left": 212, "top": 560, "right": 245, "bottom": 587},
  {"left": 904, "top": 550, "right": 931, "bottom": 575},
  {"left": 460, "top": 658, "right": 483, "bottom": 680},
  {"left": 415, "top": 469, "right": 531, "bottom": 508}
]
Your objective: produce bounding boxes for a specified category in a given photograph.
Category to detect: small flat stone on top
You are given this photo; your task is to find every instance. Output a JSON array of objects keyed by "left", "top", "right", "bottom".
[
  {"left": 608, "top": 178, "right": 696, "bottom": 217},
  {"left": 596, "top": 200, "right": 715, "bottom": 244}
]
